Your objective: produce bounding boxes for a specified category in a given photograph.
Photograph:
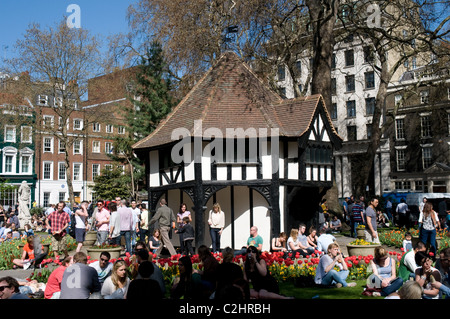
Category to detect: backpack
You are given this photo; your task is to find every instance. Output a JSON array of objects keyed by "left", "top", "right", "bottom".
[{"left": 69, "top": 212, "right": 77, "bottom": 238}]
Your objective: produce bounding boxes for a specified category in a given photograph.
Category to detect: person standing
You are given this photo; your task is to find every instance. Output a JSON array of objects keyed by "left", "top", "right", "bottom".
[
  {"left": 74, "top": 201, "right": 89, "bottom": 253},
  {"left": 351, "top": 199, "right": 365, "bottom": 238},
  {"left": 396, "top": 198, "right": 409, "bottom": 228},
  {"left": 418, "top": 202, "right": 441, "bottom": 256},
  {"left": 130, "top": 200, "right": 141, "bottom": 251},
  {"left": 149, "top": 199, "right": 177, "bottom": 257},
  {"left": 139, "top": 203, "right": 149, "bottom": 243},
  {"left": 46, "top": 201, "right": 71, "bottom": 260},
  {"left": 95, "top": 200, "right": 110, "bottom": 246},
  {"left": 365, "top": 197, "right": 380, "bottom": 244},
  {"left": 118, "top": 200, "right": 134, "bottom": 254},
  {"left": 208, "top": 203, "right": 225, "bottom": 254},
  {"left": 175, "top": 217, "right": 195, "bottom": 256},
  {"left": 385, "top": 198, "right": 393, "bottom": 223},
  {"left": 108, "top": 202, "right": 121, "bottom": 245},
  {"left": 177, "top": 203, "right": 192, "bottom": 254}
]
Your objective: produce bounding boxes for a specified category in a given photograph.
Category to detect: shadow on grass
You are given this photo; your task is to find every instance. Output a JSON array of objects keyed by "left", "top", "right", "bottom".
[{"left": 279, "top": 279, "right": 382, "bottom": 299}]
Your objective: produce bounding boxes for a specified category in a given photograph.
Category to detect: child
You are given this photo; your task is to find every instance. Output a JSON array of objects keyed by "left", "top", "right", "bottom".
[
  {"left": 175, "top": 217, "right": 195, "bottom": 256},
  {"left": 403, "top": 232, "right": 412, "bottom": 252}
]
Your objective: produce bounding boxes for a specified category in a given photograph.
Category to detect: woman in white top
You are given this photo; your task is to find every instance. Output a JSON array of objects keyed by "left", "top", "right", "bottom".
[
  {"left": 101, "top": 260, "right": 130, "bottom": 299},
  {"left": 208, "top": 203, "right": 225, "bottom": 254},
  {"left": 74, "top": 201, "right": 89, "bottom": 253},
  {"left": 418, "top": 202, "right": 441, "bottom": 255}
]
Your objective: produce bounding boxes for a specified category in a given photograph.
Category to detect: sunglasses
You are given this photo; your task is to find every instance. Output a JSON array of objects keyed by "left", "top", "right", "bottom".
[
  {"left": 100, "top": 258, "right": 109, "bottom": 262},
  {"left": 0, "top": 285, "right": 11, "bottom": 292},
  {"left": 97, "top": 203, "right": 103, "bottom": 206}
]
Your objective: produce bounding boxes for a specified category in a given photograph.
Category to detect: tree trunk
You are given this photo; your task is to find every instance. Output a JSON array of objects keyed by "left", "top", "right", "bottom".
[{"left": 305, "top": 0, "right": 338, "bottom": 110}]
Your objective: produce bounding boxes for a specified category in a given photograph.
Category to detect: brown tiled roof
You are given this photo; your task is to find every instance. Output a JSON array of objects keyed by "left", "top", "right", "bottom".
[{"left": 133, "top": 51, "right": 340, "bottom": 150}]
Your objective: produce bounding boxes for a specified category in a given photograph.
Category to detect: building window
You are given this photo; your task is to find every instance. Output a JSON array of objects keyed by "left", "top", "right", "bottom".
[
  {"left": 54, "top": 97, "right": 63, "bottom": 108},
  {"left": 277, "top": 65, "right": 285, "bottom": 81},
  {"left": 422, "top": 147, "right": 432, "bottom": 169},
  {"left": 43, "top": 137, "right": 53, "bottom": 153},
  {"left": 365, "top": 71, "right": 375, "bottom": 89},
  {"left": 59, "top": 192, "right": 66, "bottom": 202},
  {"left": 73, "top": 140, "right": 82, "bottom": 155},
  {"left": 37, "top": 95, "right": 48, "bottom": 106},
  {"left": 43, "top": 162, "right": 52, "bottom": 180},
  {"left": 118, "top": 126, "right": 125, "bottom": 135},
  {"left": 92, "top": 164, "right": 100, "bottom": 179},
  {"left": 366, "top": 124, "right": 373, "bottom": 139},
  {"left": 279, "top": 87, "right": 286, "bottom": 99},
  {"left": 330, "top": 103, "right": 337, "bottom": 120},
  {"left": 92, "top": 141, "right": 100, "bottom": 153},
  {"left": 295, "top": 60, "right": 301, "bottom": 76},
  {"left": 105, "top": 164, "right": 113, "bottom": 171},
  {"left": 363, "top": 46, "right": 374, "bottom": 63},
  {"left": 106, "top": 125, "right": 113, "bottom": 133},
  {"left": 345, "top": 75, "right": 355, "bottom": 92},
  {"left": 420, "top": 90, "right": 429, "bottom": 104},
  {"left": 365, "top": 97, "right": 375, "bottom": 115},
  {"left": 396, "top": 149, "right": 406, "bottom": 171},
  {"left": 4, "top": 126, "right": 16, "bottom": 142},
  {"left": 73, "top": 163, "right": 82, "bottom": 181},
  {"left": 105, "top": 142, "right": 113, "bottom": 154},
  {"left": 347, "top": 126, "right": 357, "bottom": 141},
  {"left": 43, "top": 192, "right": 51, "bottom": 207},
  {"left": 395, "top": 118, "right": 405, "bottom": 140},
  {"left": 331, "top": 54, "right": 336, "bottom": 69},
  {"left": 59, "top": 139, "right": 66, "bottom": 153},
  {"left": 43, "top": 115, "right": 54, "bottom": 128},
  {"left": 58, "top": 162, "right": 66, "bottom": 180},
  {"left": 73, "top": 119, "right": 83, "bottom": 130},
  {"left": 345, "top": 50, "right": 354, "bottom": 67},
  {"left": 415, "top": 180, "right": 428, "bottom": 192},
  {"left": 346, "top": 100, "right": 356, "bottom": 118},
  {"left": 20, "top": 155, "right": 31, "bottom": 174},
  {"left": 21, "top": 126, "right": 32, "bottom": 143},
  {"left": 331, "top": 78, "right": 336, "bottom": 95},
  {"left": 4, "top": 155, "right": 13, "bottom": 173},
  {"left": 395, "top": 181, "right": 411, "bottom": 190},
  {"left": 93, "top": 123, "right": 100, "bottom": 132},
  {"left": 420, "top": 115, "right": 432, "bottom": 138},
  {"left": 395, "top": 94, "right": 403, "bottom": 107}
]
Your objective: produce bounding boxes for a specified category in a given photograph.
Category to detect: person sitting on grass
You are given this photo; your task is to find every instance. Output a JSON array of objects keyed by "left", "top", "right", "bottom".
[
  {"left": 243, "top": 245, "right": 294, "bottom": 299},
  {"left": 12, "top": 235, "right": 46, "bottom": 269},
  {"left": 314, "top": 242, "right": 357, "bottom": 288},
  {"left": 368, "top": 246, "right": 403, "bottom": 297}
]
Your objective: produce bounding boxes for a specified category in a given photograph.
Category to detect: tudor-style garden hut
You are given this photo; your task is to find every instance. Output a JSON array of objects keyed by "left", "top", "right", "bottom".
[{"left": 133, "top": 52, "right": 342, "bottom": 252}]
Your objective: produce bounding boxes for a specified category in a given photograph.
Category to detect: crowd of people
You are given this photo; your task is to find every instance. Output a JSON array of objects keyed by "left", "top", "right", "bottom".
[{"left": 1, "top": 195, "right": 450, "bottom": 300}]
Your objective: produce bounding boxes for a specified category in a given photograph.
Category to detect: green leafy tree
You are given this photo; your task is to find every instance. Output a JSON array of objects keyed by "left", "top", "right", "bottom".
[{"left": 91, "top": 167, "right": 130, "bottom": 200}]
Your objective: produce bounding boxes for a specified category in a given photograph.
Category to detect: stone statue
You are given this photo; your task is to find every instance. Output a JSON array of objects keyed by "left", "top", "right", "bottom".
[{"left": 18, "top": 181, "right": 32, "bottom": 229}]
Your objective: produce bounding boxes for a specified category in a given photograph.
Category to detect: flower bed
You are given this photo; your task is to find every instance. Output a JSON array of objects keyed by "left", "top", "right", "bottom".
[
  {"left": 379, "top": 228, "right": 450, "bottom": 252},
  {"left": 0, "top": 236, "right": 77, "bottom": 270}
]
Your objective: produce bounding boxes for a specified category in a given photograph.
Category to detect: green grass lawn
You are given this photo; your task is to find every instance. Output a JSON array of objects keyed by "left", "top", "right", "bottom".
[{"left": 279, "top": 279, "right": 381, "bottom": 299}]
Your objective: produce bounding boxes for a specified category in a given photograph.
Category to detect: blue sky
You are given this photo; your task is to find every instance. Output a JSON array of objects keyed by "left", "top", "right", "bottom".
[{"left": 0, "top": 0, "right": 137, "bottom": 66}]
